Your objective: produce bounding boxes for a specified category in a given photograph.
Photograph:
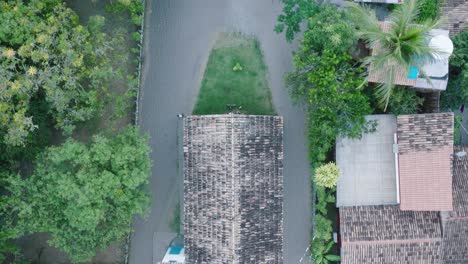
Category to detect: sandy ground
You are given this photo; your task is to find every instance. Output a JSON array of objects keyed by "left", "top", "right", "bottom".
[{"left": 132, "top": 0, "right": 312, "bottom": 263}]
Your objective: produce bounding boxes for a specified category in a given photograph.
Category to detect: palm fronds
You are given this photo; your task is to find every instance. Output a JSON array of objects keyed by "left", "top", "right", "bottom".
[{"left": 348, "top": 0, "right": 441, "bottom": 110}]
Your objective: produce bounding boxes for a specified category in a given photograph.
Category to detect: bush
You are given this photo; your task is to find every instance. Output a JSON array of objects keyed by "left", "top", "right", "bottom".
[
  {"left": 302, "top": 4, "right": 357, "bottom": 53},
  {"left": 441, "top": 30, "right": 468, "bottom": 110},
  {"left": 417, "top": 0, "right": 440, "bottom": 22},
  {"left": 387, "top": 87, "right": 424, "bottom": 115},
  {"left": 314, "top": 214, "right": 333, "bottom": 241},
  {"left": 1, "top": 127, "right": 151, "bottom": 263},
  {"left": 314, "top": 162, "right": 341, "bottom": 188}
]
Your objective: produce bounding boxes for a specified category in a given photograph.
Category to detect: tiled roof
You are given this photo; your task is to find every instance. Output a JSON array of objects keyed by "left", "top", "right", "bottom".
[
  {"left": 340, "top": 205, "right": 442, "bottom": 264},
  {"left": 340, "top": 205, "right": 441, "bottom": 242},
  {"left": 341, "top": 242, "right": 442, "bottom": 264},
  {"left": 449, "top": 146, "right": 468, "bottom": 218},
  {"left": 397, "top": 113, "right": 454, "bottom": 211},
  {"left": 183, "top": 114, "right": 283, "bottom": 264},
  {"left": 442, "top": 219, "right": 468, "bottom": 263},
  {"left": 442, "top": 146, "right": 468, "bottom": 263},
  {"left": 340, "top": 147, "right": 468, "bottom": 264},
  {"left": 441, "top": 0, "right": 468, "bottom": 36}
]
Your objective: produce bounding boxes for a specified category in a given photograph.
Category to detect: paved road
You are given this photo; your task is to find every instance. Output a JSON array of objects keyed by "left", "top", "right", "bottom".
[{"left": 130, "top": 1, "right": 311, "bottom": 263}]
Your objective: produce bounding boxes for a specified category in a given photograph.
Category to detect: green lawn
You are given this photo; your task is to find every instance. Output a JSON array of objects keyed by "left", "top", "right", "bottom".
[{"left": 193, "top": 33, "right": 276, "bottom": 115}]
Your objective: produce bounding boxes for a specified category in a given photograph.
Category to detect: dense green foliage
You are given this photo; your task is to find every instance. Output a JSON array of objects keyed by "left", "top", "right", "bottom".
[
  {"left": 0, "top": 0, "right": 123, "bottom": 146},
  {"left": 417, "top": 0, "right": 440, "bottom": 22},
  {"left": 312, "top": 185, "right": 340, "bottom": 263},
  {"left": 349, "top": 0, "right": 441, "bottom": 110},
  {"left": 287, "top": 49, "right": 373, "bottom": 165},
  {"left": 314, "top": 162, "right": 341, "bottom": 188},
  {"left": 279, "top": 3, "right": 372, "bottom": 263},
  {"left": 302, "top": 4, "right": 357, "bottom": 53},
  {"left": 275, "top": 0, "right": 316, "bottom": 42},
  {"left": 1, "top": 127, "right": 151, "bottom": 263},
  {"left": 441, "top": 30, "right": 468, "bottom": 110},
  {"left": 193, "top": 34, "right": 275, "bottom": 115},
  {"left": 386, "top": 87, "right": 424, "bottom": 115}
]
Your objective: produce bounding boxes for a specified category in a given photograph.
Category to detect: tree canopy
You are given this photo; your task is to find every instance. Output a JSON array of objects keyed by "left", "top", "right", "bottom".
[
  {"left": 0, "top": 0, "right": 118, "bottom": 146},
  {"left": 441, "top": 30, "right": 468, "bottom": 110},
  {"left": 1, "top": 127, "right": 151, "bottom": 263}
]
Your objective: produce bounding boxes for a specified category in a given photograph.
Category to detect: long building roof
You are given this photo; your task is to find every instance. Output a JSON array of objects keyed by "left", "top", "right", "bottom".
[{"left": 183, "top": 114, "right": 283, "bottom": 264}]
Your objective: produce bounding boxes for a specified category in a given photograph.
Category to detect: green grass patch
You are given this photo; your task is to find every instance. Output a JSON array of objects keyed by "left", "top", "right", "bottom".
[
  {"left": 193, "top": 33, "right": 276, "bottom": 115},
  {"left": 169, "top": 202, "right": 181, "bottom": 234}
]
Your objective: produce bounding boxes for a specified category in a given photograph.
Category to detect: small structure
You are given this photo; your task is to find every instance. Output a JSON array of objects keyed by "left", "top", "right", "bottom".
[
  {"left": 160, "top": 247, "right": 185, "bottom": 264},
  {"left": 183, "top": 114, "right": 284, "bottom": 264},
  {"left": 368, "top": 22, "right": 453, "bottom": 91}
]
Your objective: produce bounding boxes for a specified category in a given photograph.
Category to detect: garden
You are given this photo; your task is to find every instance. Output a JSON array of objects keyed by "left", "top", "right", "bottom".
[
  {"left": 276, "top": 0, "right": 468, "bottom": 262},
  {"left": 193, "top": 33, "right": 275, "bottom": 115},
  {"left": 0, "top": 0, "right": 149, "bottom": 263}
]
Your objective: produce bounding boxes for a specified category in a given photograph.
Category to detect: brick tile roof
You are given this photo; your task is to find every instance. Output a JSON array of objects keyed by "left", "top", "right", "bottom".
[
  {"left": 340, "top": 205, "right": 442, "bottom": 263},
  {"left": 442, "top": 219, "right": 468, "bottom": 263},
  {"left": 341, "top": 242, "right": 442, "bottom": 264},
  {"left": 340, "top": 205, "right": 441, "bottom": 242},
  {"left": 449, "top": 146, "right": 468, "bottom": 218},
  {"left": 397, "top": 113, "right": 454, "bottom": 211},
  {"left": 440, "top": 0, "right": 468, "bottom": 36},
  {"left": 183, "top": 114, "right": 283, "bottom": 264},
  {"left": 442, "top": 146, "right": 468, "bottom": 263}
]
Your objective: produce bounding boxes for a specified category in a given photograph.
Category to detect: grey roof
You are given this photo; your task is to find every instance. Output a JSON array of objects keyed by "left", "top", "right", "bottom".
[
  {"left": 336, "top": 115, "right": 398, "bottom": 207},
  {"left": 183, "top": 114, "right": 283, "bottom": 264}
]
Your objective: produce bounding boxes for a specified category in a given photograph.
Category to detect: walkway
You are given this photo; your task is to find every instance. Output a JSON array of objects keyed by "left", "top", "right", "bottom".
[{"left": 130, "top": 1, "right": 312, "bottom": 264}]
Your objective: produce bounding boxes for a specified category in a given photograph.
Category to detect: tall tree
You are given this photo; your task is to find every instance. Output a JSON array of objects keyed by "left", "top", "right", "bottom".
[
  {"left": 0, "top": 0, "right": 119, "bottom": 146},
  {"left": 1, "top": 127, "right": 151, "bottom": 263},
  {"left": 349, "top": 0, "right": 441, "bottom": 110}
]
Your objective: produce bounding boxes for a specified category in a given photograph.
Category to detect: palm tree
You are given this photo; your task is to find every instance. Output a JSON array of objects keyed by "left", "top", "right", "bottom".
[{"left": 349, "top": 0, "right": 441, "bottom": 110}]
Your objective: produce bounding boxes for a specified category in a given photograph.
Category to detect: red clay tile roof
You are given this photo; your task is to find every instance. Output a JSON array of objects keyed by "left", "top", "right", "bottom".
[{"left": 397, "top": 113, "right": 454, "bottom": 211}]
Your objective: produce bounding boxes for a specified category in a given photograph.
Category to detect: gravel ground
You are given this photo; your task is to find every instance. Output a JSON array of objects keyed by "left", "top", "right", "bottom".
[{"left": 131, "top": 0, "right": 312, "bottom": 263}]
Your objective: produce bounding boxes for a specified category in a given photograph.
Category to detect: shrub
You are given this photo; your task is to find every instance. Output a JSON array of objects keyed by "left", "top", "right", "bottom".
[
  {"left": 314, "top": 214, "right": 333, "bottom": 241},
  {"left": 387, "top": 87, "right": 424, "bottom": 115},
  {"left": 314, "top": 162, "right": 341, "bottom": 188},
  {"left": 417, "top": 0, "right": 440, "bottom": 22},
  {"left": 441, "top": 30, "right": 468, "bottom": 110},
  {"left": 1, "top": 127, "right": 151, "bottom": 263}
]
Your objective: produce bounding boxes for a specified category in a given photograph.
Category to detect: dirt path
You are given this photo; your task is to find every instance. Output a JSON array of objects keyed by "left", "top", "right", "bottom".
[{"left": 133, "top": 1, "right": 311, "bottom": 263}]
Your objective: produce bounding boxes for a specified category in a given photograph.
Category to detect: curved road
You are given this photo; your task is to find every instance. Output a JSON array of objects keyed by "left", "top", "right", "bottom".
[{"left": 131, "top": 1, "right": 311, "bottom": 263}]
